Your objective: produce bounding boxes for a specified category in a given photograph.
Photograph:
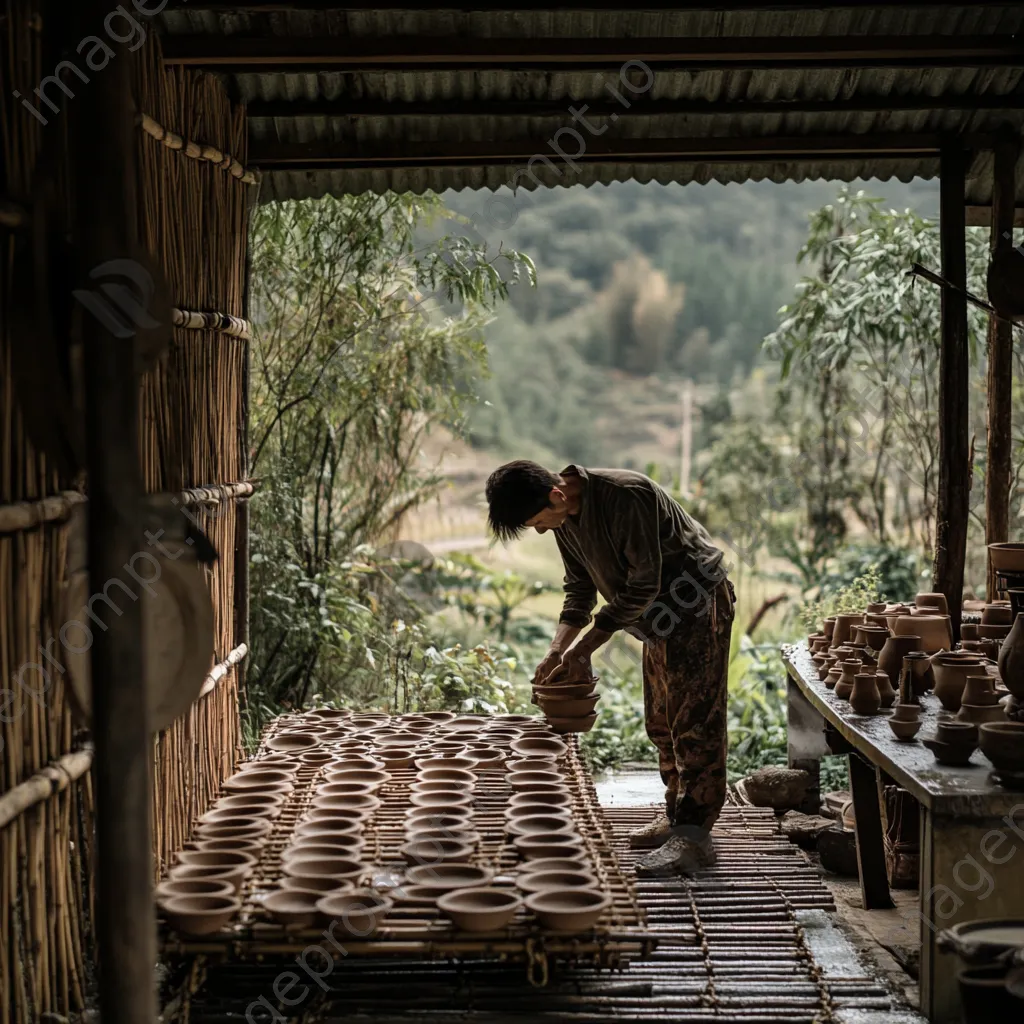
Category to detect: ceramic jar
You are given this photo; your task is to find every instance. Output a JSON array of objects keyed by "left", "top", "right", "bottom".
[
  {"left": 931, "top": 654, "right": 988, "bottom": 713},
  {"left": 889, "top": 703, "right": 922, "bottom": 741},
  {"left": 875, "top": 670, "right": 897, "bottom": 708},
  {"left": 824, "top": 662, "right": 843, "bottom": 689},
  {"left": 822, "top": 617, "right": 836, "bottom": 641},
  {"left": 902, "top": 652, "right": 935, "bottom": 699},
  {"left": 982, "top": 604, "right": 1013, "bottom": 626},
  {"left": 849, "top": 673, "right": 881, "bottom": 715},
  {"left": 835, "top": 660, "right": 860, "bottom": 701},
  {"left": 878, "top": 635, "right": 922, "bottom": 692},
  {"left": 998, "top": 613, "right": 1024, "bottom": 700},
  {"left": 894, "top": 614, "right": 952, "bottom": 653},
  {"left": 831, "top": 614, "right": 865, "bottom": 648},
  {"left": 916, "top": 592, "right": 949, "bottom": 615}
]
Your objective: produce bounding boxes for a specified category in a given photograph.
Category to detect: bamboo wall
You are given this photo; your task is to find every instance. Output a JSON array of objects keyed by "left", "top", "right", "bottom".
[{"left": 0, "top": 7, "right": 252, "bottom": 1020}]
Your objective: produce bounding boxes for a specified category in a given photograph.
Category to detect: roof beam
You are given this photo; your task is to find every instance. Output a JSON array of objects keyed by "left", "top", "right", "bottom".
[
  {"left": 162, "top": 34, "right": 1024, "bottom": 72},
  {"left": 248, "top": 132, "right": 948, "bottom": 169},
  {"left": 246, "top": 93, "right": 1024, "bottom": 120}
]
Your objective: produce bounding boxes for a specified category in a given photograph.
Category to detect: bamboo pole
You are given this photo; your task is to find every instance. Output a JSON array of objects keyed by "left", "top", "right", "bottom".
[
  {"left": 198, "top": 643, "right": 248, "bottom": 700},
  {"left": 138, "top": 112, "right": 258, "bottom": 185},
  {"left": 0, "top": 749, "right": 94, "bottom": 831},
  {"left": 0, "top": 492, "right": 86, "bottom": 534},
  {"left": 172, "top": 308, "right": 251, "bottom": 340}
]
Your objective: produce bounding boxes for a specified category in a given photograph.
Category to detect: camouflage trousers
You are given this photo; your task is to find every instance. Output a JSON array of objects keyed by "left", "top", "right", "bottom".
[{"left": 641, "top": 578, "right": 735, "bottom": 832}]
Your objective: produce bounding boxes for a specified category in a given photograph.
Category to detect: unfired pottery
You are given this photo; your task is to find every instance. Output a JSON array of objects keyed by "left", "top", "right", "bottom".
[
  {"left": 834, "top": 660, "right": 860, "bottom": 701},
  {"left": 282, "top": 855, "right": 364, "bottom": 882},
  {"left": 979, "top": 722, "right": 1024, "bottom": 772},
  {"left": 399, "top": 838, "right": 475, "bottom": 865},
  {"left": 524, "top": 889, "right": 611, "bottom": 933},
  {"left": 437, "top": 888, "right": 522, "bottom": 932},
  {"left": 159, "top": 894, "right": 240, "bottom": 936},
  {"left": 998, "top": 614, "right": 1024, "bottom": 700},
  {"left": 262, "top": 889, "right": 323, "bottom": 928},
  {"left": 405, "top": 864, "right": 493, "bottom": 889},
  {"left": 849, "top": 673, "right": 881, "bottom": 715},
  {"left": 316, "top": 891, "right": 393, "bottom": 938},
  {"left": 916, "top": 592, "right": 949, "bottom": 615},
  {"left": 513, "top": 833, "right": 584, "bottom": 860},
  {"left": 894, "top": 614, "right": 951, "bottom": 653},
  {"left": 517, "top": 870, "right": 597, "bottom": 895}
]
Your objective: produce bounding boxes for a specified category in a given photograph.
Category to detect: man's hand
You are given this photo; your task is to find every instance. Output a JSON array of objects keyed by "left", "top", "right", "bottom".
[
  {"left": 532, "top": 648, "right": 563, "bottom": 686},
  {"left": 541, "top": 647, "right": 593, "bottom": 686}
]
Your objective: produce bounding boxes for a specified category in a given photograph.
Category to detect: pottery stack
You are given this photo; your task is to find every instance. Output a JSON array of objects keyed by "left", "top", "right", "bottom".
[{"left": 533, "top": 674, "right": 601, "bottom": 734}]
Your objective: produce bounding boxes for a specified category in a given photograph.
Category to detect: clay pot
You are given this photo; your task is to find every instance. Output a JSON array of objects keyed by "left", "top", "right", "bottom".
[
  {"left": 533, "top": 681, "right": 598, "bottom": 701},
  {"left": 223, "top": 769, "right": 294, "bottom": 793},
  {"left": 283, "top": 855, "right": 364, "bottom": 882},
  {"left": 505, "top": 813, "right": 576, "bottom": 838},
  {"left": 316, "top": 890, "right": 392, "bottom": 937},
  {"left": 916, "top": 592, "right": 949, "bottom": 615},
  {"left": 266, "top": 731, "right": 319, "bottom": 753},
  {"left": 399, "top": 838, "right": 475, "bottom": 865},
  {"left": 889, "top": 717, "right": 922, "bottom": 741},
  {"left": 824, "top": 663, "right": 843, "bottom": 690},
  {"left": 547, "top": 712, "right": 599, "bottom": 734},
  {"left": 376, "top": 748, "right": 417, "bottom": 769},
  {"left": 956, "top": 702, "right": 1007, "bottom": 726},
  {"left": 513, "top": 833, "right": 584, "bottom": 860},
  {"left": 875, "top": 671, "right": 897, "bottom": 709},
  {"left": 518, "top": 856, "right": 592, "bottom": 876},
  {"left": 293, "top": 820, "right": 363, "bottom": 840},
  {"left": 510, "top": 737, "right": 568, "bottom": 759},
  {"left": 156, "top": 878, "right": 235, "bottom": 901},
  {"left": 811, "top": 655, "right": 829, "bottom": 680},
  {"left": 509, "top": 790, "right": 571, "bottom": 810},
  {"left": 176, "top": 851, "right": 258, "bottom": 886},
  {"left": 924, "top": 721, "right": 978, "bottom": 765},
  {"left": 324, "top": 769, "right": 389, "bottom": 792},
  {"left": 415, "top": 756, "right": 477, "bottom": 773},
  {"left": 830, "top": 613, "right": 865, "bottom": 648},
  {"left": 865, "top": 613, "right": 891, "bottom": 629},
  {"left": 283, "top": 838, "right": 364, "bottom": 860},
  {"left": 279, "top": 875, "right": 355, "bottom": 895},
  {"left": 979, "top": 722, "right": 1024, "bottom": 771},
  {"left": 978, "top": 624, "right": 1012, "bottom": 641},
  {"left": 998, "top": 614, "right": 1024, "bottom": 700},
  {"left": 518, "top": 870, "right": 598, "bottom": 895},
  {"left": 854, "top": 625, "right": 889, "bottom": 652},
  {"left": 537, "top": 694, "right": 600, "bottom": 718},
  {"left": 962, "top": 674, "right": 1000, "bottom": 707},
  {"left": 262, "top": 888, "right": 324, "bottom": 928},
  {"left": 866, "top": 602, "right": 888, "bottom": 614},
  {"left": 437, "top": 888, "right": 522, "bottom": 932},
  {"left": 834, "top": 660, "right": 860, "bottom": 701},
  {"left": 525, "top": 889, "right": 611, "bottom": 933},
  {"left": 961, "top": 624, "right": 980, "bottom": 641},
  {"left": 989, "top": 542, "right": 1024, "bottom": 573},
  {"left": 982, "top": 604, "right": 1013, "bottom": 626},
  {"left": 310, "top": 794, "right": 380, "bottom": 813},
  {"left": 902, "top": 652, "right": 935, "bottom": 699},
  {"left": 409, "top": 791, "right": 473, "bottom": 810},
  {"left": 404, "top": 863, "right": 493, "bottom": 890},
  {"left": 159, "top": 894, "right": 240, "bottom": 936},
  {"left": 894, "top": 614, "right": 951, "bottom": 653},
  {"left": 932, "top": 655, "right": 988, "bottom": 712},
  {"left": 849, "top": 673, "right": 881, "bottom": 715},
  {"left": 822, "top": 617, "right": 836, "bottom": 639}
]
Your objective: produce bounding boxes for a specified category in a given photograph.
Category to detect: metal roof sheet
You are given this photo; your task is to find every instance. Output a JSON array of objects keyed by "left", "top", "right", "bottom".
[{"left": 155, "top": 5, "right": 1024, "bottom": 203}]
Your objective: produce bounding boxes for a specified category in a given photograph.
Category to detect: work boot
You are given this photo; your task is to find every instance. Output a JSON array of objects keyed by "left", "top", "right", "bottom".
[
  {"left": 634, "top": 833, "right": 717, "bottom": 877},
  {"left": 628, "top": 813, "right": 673, "bottom": 849}
]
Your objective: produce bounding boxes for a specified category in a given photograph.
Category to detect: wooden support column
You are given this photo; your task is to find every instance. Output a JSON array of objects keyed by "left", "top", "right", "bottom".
[
  {"left": 71, "top": 4, "right": 156, "bottom": 1019},
  {"left": 933, "top": 143, "right": 970, "bottom": 640},
  {"left": 985, "top": 131, "right": 1019, "bottom": 599}
]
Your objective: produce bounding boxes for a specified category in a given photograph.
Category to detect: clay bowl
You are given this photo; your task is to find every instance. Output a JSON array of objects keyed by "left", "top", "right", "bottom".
[
  {"left": 177, "top": 848, "right": 256, "bottom": 874},
  {"left": 262, "top": 888, "right": 324, "bottom": 928},
  {"left": 513, "top": 834, "right": 584, "bottom": 860},
  {"left": 376, "top": 748, "right": 418, "bottom": 770},
  {"left": 199, "top": 806, "right": 277, "bottom": 826},
  {"left": 507, "top": 770, "right": 564, "bottom": 791},
  {"left": 156, "top": 878, "right": 236, "bottom": 901},
  {"left": 283, "top": 838, "right": 365, "bottom": 861},
  {"left": 316, "top": 891, "right": 393, "bottom": 938},
  {"left": 537, "top": 694, "right": 600, "bottom": 718},
  {"left": 292, "top": 822, "right": 364, "bottom": 844},
  {"left": 936, "top": 719, "right": 979, "bottom": 745},
  {"left": 192, "top": 836, "right": 265, "bottom": 857},
  {"left": 167, "top": 863, "right": 247, "bottom": 893},
  {"left": 547, "top": 712, "right": 599, "bottom": 735},
  {"left": 506, "top": 802, "right": 573, "bottom": 824},
  {"left": 282, "top": 855, "right": 365, "bottom": 883},
  {"left": 533, "top": 681, "right": 598, "bottom": 701},
  {"left": 223, "top": 769, "right": 295, "bottom": 793},
  {"left": 415, "top": 756, "right": 477, "bottom": 773},
  {"left": 410, "top": 781, "right": 474, "bottom": 801},
  {"left": 279, "top": 875, "right": 355, "bottom": 896},
  {"left": 350, "top": 713, "right": 391, "bottom": 726},
  {"left": 989, "top": 542, "right": 1024, "bottom": 573},
  {"left": 923, "top": 737, "right": 976, "bottom": 766},
  {"left": 324, "top": 769, "right": 389, "bottom": 792},
  {"left": 405, "top": 863, "right": 493, "bottom": 890},
  {"left": 511, "top": 782, "right": 570, "bottom": 799},
  {"left": 894, "top": 614, "right": 951, "bottom": 653},
  {"left": 416, "top": 767, "right": 477, "bottom": 787},
  {"left": 392, "top": 884, "right": 450, "bottom": 907},
  {"left": 329, "top": 756, "right": 385, "bottom": 773},
  {"left": 159, "top": 894, "right": 240, "bottom": 936},
  {"left": 510, "top": 737, "right": 568, "bottom": 759},
  {"left": 299, "top": 750, "right": 337, "bottom": 768},
  {"left": 437, "top": 888, "right": 522, "bottom": 933},
  {"left": 303, "top": 806, "right": 373, "bottom": 827},
  {"left": 518, "top": 856, "right": 591, "bottom": 876},
  {"left": 509, "top": 791, "right": 572, "bottom": 812},
  {"left": 468, "top": 748, "right": 505, "bottom": 770},
  {"left": 406, "top": 827, "right": 481, "bottom": 848},
  {"left": 979, "top": 722, "right": 1024, "bottom": 771},
  {"left": 518, "top": 870, "right": 598, "bottom": 895},
  {"left": 982, "top": 604, "right": 1013, "bottom": 626},
  {"left": 506, "top": 813, "right": 576, "bottom": 838},
  {"left": 373, "top": 732, "right": 425, "bottom": 748},
  {"left": 507, "top": 757, "right": 560, "bottom": 773},
  {"left": 409, "top": 791, "right": 473, "bottom": 810},
  {"left": 525, "top": 889, "right": 611, "bottom": 933},
  {"left": 315, "top": 781, "right": 377, "bottom": 800},
  {"left": 405, "top": 808, "right": 473, "bottom": 830},
  {"left": 308, "top": 708, "right": 351, "bottom": 721},
  {"left": 310, "top": 794, "right": 381, "bottom": 814},
  {"left": 237, "top": 754, "right": 299, "bottom": 771},
  {"left": 194, "top": 819, "right": 272, "bottom": 841},
  {"left": 956, "top": 703, "right": 1007, "bottom": 726},
  {"left": 889, "top": 718, "right": 922, "bottom": 741},
  {"left": 419, "top": 711, "right": 456, "bottom": 725},
  {"left": 211, "top": 794, "right": 285, "bottom": 816},
  {"left": 399, "top": 838, "right": 475, "bottom": 865},
  {"left": 266, "top": 731, "right": 320, "bottom": 753}
]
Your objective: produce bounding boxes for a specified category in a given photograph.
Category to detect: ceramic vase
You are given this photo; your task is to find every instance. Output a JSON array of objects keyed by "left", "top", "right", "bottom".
[
  {"left": 875, "top": 671, "right": 897, "bottom": 708},
  {"left": 850, "top": 673, "right": 881, "bottom": 715},
  {"left": 894, "top": 614, "right": 952, "bottom": 653},
  {"left": 998, "top": 613, "right": 1024, "bottom": 700},
  {"left": 835, "top": 660, "right": 860, "bottom": 701},
  {"left": 878, "top": 635, "right": 922, "bottom": 692},
  {"left": 831, "top": 614, "right": 865, "bottom": 649},
  {"left": 916, "top": 592, "right": 949, "bottom": 615}
]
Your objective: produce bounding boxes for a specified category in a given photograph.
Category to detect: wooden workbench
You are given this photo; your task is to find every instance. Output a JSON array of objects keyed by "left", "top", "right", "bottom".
[{"left": 783, "top": 642, "right": 1024, "bottom": 1024}]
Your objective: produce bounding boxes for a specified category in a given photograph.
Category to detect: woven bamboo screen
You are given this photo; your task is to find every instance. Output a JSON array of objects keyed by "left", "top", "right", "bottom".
[{"left": 0, "top": 9, "right": 251, "bottom": 1020}]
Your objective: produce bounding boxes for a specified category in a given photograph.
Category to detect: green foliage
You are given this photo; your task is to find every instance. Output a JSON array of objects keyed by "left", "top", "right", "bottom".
[
  {"left": 798, "top": 564, "right": 884, "bottom": 634},
  {"left": 817, "top": 543, "right": 923, "bottom": 606}
]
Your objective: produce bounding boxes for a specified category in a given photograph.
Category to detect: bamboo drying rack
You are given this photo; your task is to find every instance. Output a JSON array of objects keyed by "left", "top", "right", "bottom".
[{"left": 160, "top": 713, "right": 656, "bottom": 975}]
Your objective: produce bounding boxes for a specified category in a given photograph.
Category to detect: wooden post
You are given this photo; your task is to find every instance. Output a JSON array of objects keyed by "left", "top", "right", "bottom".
[
  {"left": 71, "top": 5, "right": 157, "bottom": 1019},
  {"left": 985, "top": 131, "right": 1019, "bottom": 600},
  {"left": 932, "top": 143, "right": 970, "bottom": 641}
]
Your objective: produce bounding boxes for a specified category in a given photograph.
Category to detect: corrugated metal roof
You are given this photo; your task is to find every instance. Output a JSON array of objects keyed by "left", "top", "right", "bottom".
[{"left": 155, "top": 5, "right": 1024, "bottom": 203}]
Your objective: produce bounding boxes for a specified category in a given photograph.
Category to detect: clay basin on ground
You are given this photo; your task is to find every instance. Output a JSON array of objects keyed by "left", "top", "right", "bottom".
[
  {"left": 525, "top": 889, "right": 611, "bottom": 933},
  {"left": 159, "top": 894, "right": 240, "bottom": 936},
  {"left": 317, "top": 891, "right": 393, "bottom": 937},
  {"left": 282, "top": 855, "right": 364, "bottom": 883},
  {"left": 517, "top": 870, "right": 598, "bottom": 895},
  {"left": 399, "top": 837, "right": 475, "bottom": 865},
  {"left": 437, "top": 888, "right": 522, "bottom": 932},
  {"left": 262, "top": 888, "right": 323, "bottom": 928},
  {"left": 404, "top": 863, "right": 492, "bottom": 890},
  {"left": 979, "top": 722, "right": 1024, "bottom": 771}
]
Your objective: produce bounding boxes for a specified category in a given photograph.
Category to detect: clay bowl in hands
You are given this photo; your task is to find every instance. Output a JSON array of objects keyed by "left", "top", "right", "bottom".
[
  {"left": 266, "top": 731, "right": 320, "bottom": 753},
  {"left": 279, "top": 875, "right": 355, "bottom": 896},
  {"left": 518, "top": 856, "right": 592, "bottom": 876},
  {"left": 533, "top": 681, "right": 598, "bottom": 701},
  {"left": 505, "top": 813, "right": 576, "bottom": 838},
  {"left": 525, "top": 889, "right": 611, "bottom": 933},
  {"left": 159, "top": 894, "right": 241, "bottom": 936},
  {"left": 316, "top": 890, "right": 393, "bottom": 938},
  {"left": 283, "top": 855, "right": 364, "bottom": 883},
  {"left": 537, "top": 694, "right": 600, "bottom": 718},
  {"left": 547, "top": 712, "right": 599, "bottom": 735},
  {"left": 409, "top": 791, "right": 473, "bottom": 810},
  {"left": 156, "top": 878, "right": 235, "bottom": 901},
  {"left": 262, "top": 888, "right": 324, "bottom": 928},
  {"left": 415, "top": 755, "right": 477, "bottom": 773},
  {"left": 399, "top": 838, "right": 475, "bottom": 865},
  {"left": 517, "top": 870, "right": 598, "bottom": 896},
  {"left": 509, "top": 789, "right": 572, "bottom": 809},
  {"left": 979, "top": 722, "right": 1024, "bottom": 771},
  {"left": 324, "top": 769, "right": 389, "bottom": 792},
  {"left": 510, "top": 737, "right": 568, "bottom": 759},
  {"left": 507, "top": 770, "right": 564, "bottom": 791},
  {"left": 513, "top": 834, "right": 584, "bottom": 860},
  {"left": 404, "top": 863, "right": 493, "bottom": 890},
  {"left": 310, "top": 794, "right": 381, "bottom": 814},
  {"left": 437, "top": 888, "right": 522, "bottom": 933}
]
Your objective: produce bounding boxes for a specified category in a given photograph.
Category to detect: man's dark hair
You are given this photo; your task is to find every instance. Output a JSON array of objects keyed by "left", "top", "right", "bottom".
[{"left": 485, "top": 460, "right": 560, "bottom": 542}]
